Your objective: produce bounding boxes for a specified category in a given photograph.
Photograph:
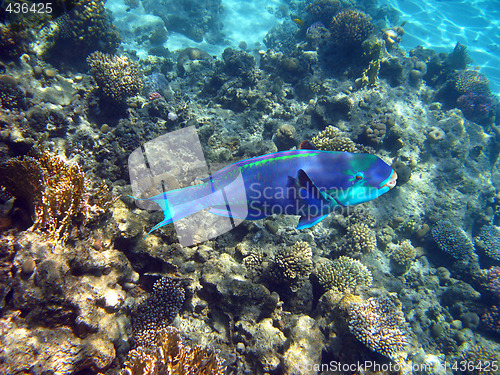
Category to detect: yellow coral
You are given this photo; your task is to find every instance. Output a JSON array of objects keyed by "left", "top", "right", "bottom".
[
  {"left": 345, "top": 222, "right": 377, "bottom": 257},
  {"left": 0, "top": 152, "right": 114, "bottom": 242},
  {"left": 315, "top": 256, "right": 372, "bottom": 294},
  {"left": 120, "top": 326, "right": 226, "bottom": 375},
  {"left": 311, "top": 125, "right": 357, "bottom": 152},
  {"left": 87, "top": 51, "right": 143, "bottom": 101}
]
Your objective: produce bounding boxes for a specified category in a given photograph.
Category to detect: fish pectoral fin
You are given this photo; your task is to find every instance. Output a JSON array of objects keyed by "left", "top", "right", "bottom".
[
  {"left": 296, "top": 169, "right": 333, "bottom": 205},
  {"left": 297, "top": 213, "right": 329, "bottom": 229}
]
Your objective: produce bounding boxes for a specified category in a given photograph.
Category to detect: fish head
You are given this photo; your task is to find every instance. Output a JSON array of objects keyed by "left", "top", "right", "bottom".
[{"left": 329, "top": 153, "right": 397, "bottom": 206}]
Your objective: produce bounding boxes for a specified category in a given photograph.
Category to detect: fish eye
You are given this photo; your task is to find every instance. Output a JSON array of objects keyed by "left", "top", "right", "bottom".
[{"left": 355, "top": 172, "right": 364, "bottom": 181}]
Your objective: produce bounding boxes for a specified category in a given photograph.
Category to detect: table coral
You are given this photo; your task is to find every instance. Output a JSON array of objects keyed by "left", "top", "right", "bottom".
[
  {"left": 315, "top": 256, "right": 372, "bottom": 294},
  {"left": 121, "top": 326, "right": 226, "bottom": 375},
  {"left": 0, "top": 152, "right": 114, "bottom": 242},
  {"left": 87, "top": 51, "right": 143, "bottom": 102},
  {"left": 347, "top": 296, "right": 410, "bottom": 363}
]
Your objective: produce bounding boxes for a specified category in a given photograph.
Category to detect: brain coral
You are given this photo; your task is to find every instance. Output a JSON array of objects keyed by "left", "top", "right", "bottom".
[
  {"left": 432, "top": 220, "right": 476, "bottom": 261},
  {"left": 87, "top": 51, "right": 143, "bottom": 102},
  {"left": 347, "top": 296, "right": 409, "bottom": 363},
  {"left": 272, "top": 241, "right": 313, "bottom": 291},
  {"left": 329, "top": 9, "right": 374, "bottom": 49},
  {"left": 132, "top": 276, "right": 186, "bottom": 347},
  {"left": 477, "top": 225, "right": 500, "bottom": 262},
  {"left": 316, "top": 256, "right": 372, "bottom": 294},
  {"left": 311, "top": 125, "right": 358, "bottom": 152}
]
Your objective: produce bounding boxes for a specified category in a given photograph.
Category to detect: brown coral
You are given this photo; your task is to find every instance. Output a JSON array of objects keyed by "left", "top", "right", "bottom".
[
  {"left": 87, "top": 51, "right": 143, "bottom": 101},
  {"left": 0, "top": 152, "right": 113, "bottom": 241},
  {"left": 347, "top": 296, "right": 410, "bottom": 363},
  {"left": 311, "top": 125, "right": 357, "bottom": 152},
  {"left": 345, "top": 222, "right": 377, "bottom": 257},
  {"left": 329, "top": 9, "right": 374, "bottom": 49},
  {"left": 120, "top": 326, "right": 226, "bottom": 375},
  {"left": 272, "top": 241, "right": 313, "bottom": 291},
  {"left": 315, "top": 256, "right": 372, "bottom": 294}
]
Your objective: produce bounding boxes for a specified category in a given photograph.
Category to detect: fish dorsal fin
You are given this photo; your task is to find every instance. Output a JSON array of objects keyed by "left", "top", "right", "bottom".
[{"left": 299, "top": 140, "right": 317, "bottom": 150}]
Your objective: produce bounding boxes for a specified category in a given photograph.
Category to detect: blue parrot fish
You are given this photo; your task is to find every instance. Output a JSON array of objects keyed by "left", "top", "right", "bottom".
[{"left": 133, "top": 145, "right": 397, "bottom": 236}]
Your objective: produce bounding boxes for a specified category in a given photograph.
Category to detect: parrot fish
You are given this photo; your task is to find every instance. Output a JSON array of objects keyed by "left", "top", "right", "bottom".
[{"left": 133, "top": 146, "right": 397, "bottom": 236}]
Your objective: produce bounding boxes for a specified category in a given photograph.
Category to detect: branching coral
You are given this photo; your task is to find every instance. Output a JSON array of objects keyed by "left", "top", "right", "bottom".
[
  {"left": 271, "top": 241, "right": 313, "bottom": 292},
  {"left": 0, "top": 152, "right": 114, "bottom": 242},
  {"left": 347, "top": 296, "right": 410, "bottom": 363},
  {"left": 432, "top": 220, "right": 476, "bottom": 261},
  {"left": 87, "top": 51, "right": 143, "bottom": 102},
  {"left": 315, "top": 256, "right": 372, "bottom": 294},
  {"left": 132, "top": 276, "right": 186, "bottom": 347},
  {"left": 311, "top": 125, "right": 357, "bottom": 152},
  {"left": 329, "top": 9, "right": 374, "bottom": 49},
  {"left": 390, "top": 240, "right": 417, "bottom": 268},
  {"left": 453, "top": 70, "right": 490, "bottom": 96},
  {"left": 458, "top": 343, "right": 499, "bottom": 375},
  {"left": 485, "top": 266, "right": 500, "bottom": 299},
  {"left": 345, "top": 222, "right": 377, "bottom": 257},
  {"left": 476, "top": 225, "right": 500, "bottom": 262},
  {"left": 34, "top": 0, "right": 120, "bottom": 62},
  {"left": 121, "top": 326, "right": 226, "bottom": 375}
]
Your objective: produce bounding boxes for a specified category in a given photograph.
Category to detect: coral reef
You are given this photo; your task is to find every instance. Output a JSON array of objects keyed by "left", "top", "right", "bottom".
[
  {"left": 132, "top": 276, "right": 186, "bottom": 347},
  {"left": 453, "top": 70, "right": 490, "bottom": 96},
  {"left": 390, "top": 240, "right": 417, "bottom": 269},
  {"left": 432, "top": 220, "right": 477, "bottom": 262},
  {"left": 458, "top": 343, "right": 499, "bottom": 375},
  {"left": 476, "top": 225, "right": 500, "bottom": 262},
  {"left": 485, "top": 266, "right": 500, "bottom": 299},
  {"left": 347, "top": 296, "right": 410, "bottom": 363},
  {"left": 120, "top": 326, "right": 226, "bottom": 375},
  {"left": 329, "top": 9, "right": 374, "bottom": 49},
  {"left": 87, "top": 52, "right": 144, "bottom": 102},
  {"left": 315, "top": 256, "right": 372, "bottom": 294},
  {"left": 482, "top": 305, "right": 500, "bottom": 334},
  {"left": 33, "top": 0, "right": 120, "bottom": 64},
  {"left": 311, "top": 125, "right": 358, "bottom": 152},
  {"left": 344, "top": 222, "right": 377, "bottom": 257},
  {"left": 271, "top": 241, "right": 313, "bottom": 292},
  {"left": 457, "top": 93, "right": 495, "bottom": 125},
  {"left": 0, "top": 152, "right": 114, "bottom": 242}
]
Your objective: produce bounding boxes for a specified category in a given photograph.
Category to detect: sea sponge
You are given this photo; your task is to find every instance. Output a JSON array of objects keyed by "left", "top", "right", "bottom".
[
  {"left": 329, "top": 9, "right": 374, "bottom": 49},
  {"left": 121, "top": 326, "right": 226, "bottom": 375},
  {"left": 0, "top": 152, "right": 114, "bottom": 242},
  {"left": 315, "top": 256, "right": 372, "bottom": 294},
  {"left": 272, "top": 241, "right": 313, "bottom": 291},
  {"left": 347, "top": 296, "right": 410, "bottom": 363},
  {"left": 311, "top": 125, "right": 357, "bottom": 152},
  {"left": 476, "top": 225, "right": 500, "bottom": 262},
  {"left": 87, "top": 51, "right": 143, "bottom": 102},
  {"left": 432, "top": 220, "right": 476, "bottom": 261},
  {"left": 345, "top": 222, "right": 377, "bottom": 257},
  {"left": 132, "top": 276, "right": 186, "bottom": 347}
]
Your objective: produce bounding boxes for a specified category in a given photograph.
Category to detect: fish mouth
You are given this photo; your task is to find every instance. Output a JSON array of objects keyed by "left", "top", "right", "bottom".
[{"left": 381, "top": 170, "right": 398, "bottom": 189}]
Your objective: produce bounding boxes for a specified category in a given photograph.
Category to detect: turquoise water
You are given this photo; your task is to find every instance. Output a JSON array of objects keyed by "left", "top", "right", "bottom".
[{"left": 1, "top": 0, "right": 500, "bottom": 373}]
